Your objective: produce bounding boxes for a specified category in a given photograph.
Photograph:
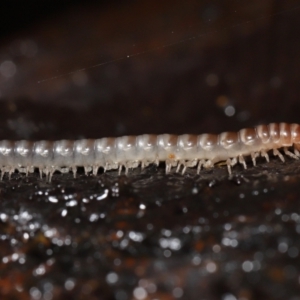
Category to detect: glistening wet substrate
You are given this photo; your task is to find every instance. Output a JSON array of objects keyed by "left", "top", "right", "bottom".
[{"left": 1, "top": 159, "right": 300, "bottom": 300}]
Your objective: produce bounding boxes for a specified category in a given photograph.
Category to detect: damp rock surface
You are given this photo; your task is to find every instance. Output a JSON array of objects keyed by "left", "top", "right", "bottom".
[{"left": 1, "top": 159, "right": 300, "bottom": 300}]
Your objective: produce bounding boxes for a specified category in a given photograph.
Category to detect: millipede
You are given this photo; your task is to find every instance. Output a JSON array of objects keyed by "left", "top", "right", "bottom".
[{"left": 0, "top": 122, "right": 299, "bottom": 181}]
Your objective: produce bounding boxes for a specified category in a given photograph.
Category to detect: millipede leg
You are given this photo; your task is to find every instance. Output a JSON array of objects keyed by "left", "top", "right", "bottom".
[
  {"left": 49, "top": 167, "right": 55, "bottom": 182},
  {"left": 84, "top": 167, "right": 88, "bottom": 175},
  {"left": 104, "top": 163, "right": 108, "bottom": 173},
  {"left": 273, "top": 149, "right": 285, "bottom": 162},
  {"left": 294, "top": 148, "right": 300, "bottom": 157},
  {"left": 197, "top": 160, "right": 205, "bottom": 174},
  {"left": 118, "top": 165, "right": 122, "bottom": 175},
  {"left": 176, "top": 163, "right": 181, "bottom": 173},
  {"left": 251, "top": 152, "right": 259, "bottom": 166},
  {"left": 39, "top": 169, "right": 43, "bottom": 179},
  {"left": 43, "top": 169, "right": 49, "bottom": 181},
  {"left": 226, "top": 157, "right": 237, "bottom": 175},
  {"left": 8, "top": 168, "right": 13, "bottom": 180},
  {"left": 126, "top": 162, "right": 131, "bottom": 174},
  {"left": 181, "top": 165, "right": 187, "bottom": 175},
  {"left": 165, "top": 163, "right": 171, "bottom": 174},
  {"left": 92, "top": 166, "right": 99, "bottom": 176},
  {"left": 72, "top": 167, "right": 77, "bottom": 178},
  {"left": 238, "top": 155, "right": 247, "bottom": 169},
  {"left": 261, "top": 150, "right": 269, "bottom": 162},
  {"left": 226, "top": 159, "right": 232, "bottom": 174},
  {"left": 284, "top": 147, "right": 299, "bottom": 159}
]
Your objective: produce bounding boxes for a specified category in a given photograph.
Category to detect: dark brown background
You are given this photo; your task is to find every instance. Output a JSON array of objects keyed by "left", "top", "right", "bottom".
[
  {"left": 0, "top": 0, "right": 299, "bottom": 140},
  {"left": 1, "top": 1, "right": 300, "bottom": 299}
]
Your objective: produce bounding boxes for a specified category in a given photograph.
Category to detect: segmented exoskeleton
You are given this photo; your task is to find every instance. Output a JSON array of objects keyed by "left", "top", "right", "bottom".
[{"left": 0, "top": 123, "right": 299, "bottom": 181}]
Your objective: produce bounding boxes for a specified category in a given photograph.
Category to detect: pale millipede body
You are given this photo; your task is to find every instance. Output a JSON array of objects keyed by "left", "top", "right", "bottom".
[{"left": 0, "top": 122, "right": 300, "bottom": 181}]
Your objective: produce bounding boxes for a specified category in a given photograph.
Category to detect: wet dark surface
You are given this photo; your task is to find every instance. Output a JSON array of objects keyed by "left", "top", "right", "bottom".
[
  {"left": 1, "top": 1, "right": 300, "bottom": 299},
  {"left": 2, "top": 161, "right": 300, "bottom": 300}
]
